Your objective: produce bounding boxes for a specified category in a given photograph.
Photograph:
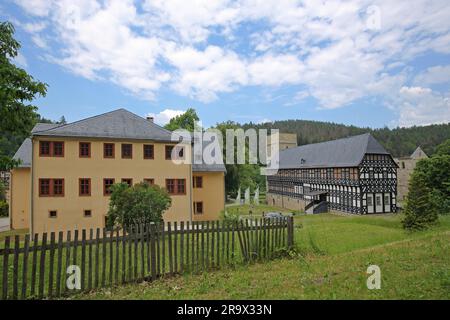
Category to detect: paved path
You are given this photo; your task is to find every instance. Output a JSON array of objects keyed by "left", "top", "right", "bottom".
[{"left": 0, "top": 217, "right": 10, "bottom": 232}]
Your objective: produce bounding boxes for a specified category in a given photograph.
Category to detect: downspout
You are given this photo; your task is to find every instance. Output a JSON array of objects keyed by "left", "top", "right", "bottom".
[
  {"left": 9, "top": 170, "right": 13, "bottom": 229},
  {"left": 30, "top": 137, "right": 34, "bottom": 235},
  {"left": 223, "top": 172, "right": 226, "bottom": 212},
  {"left": 188, "top": 145, "right": 193, "bottom": 223}
]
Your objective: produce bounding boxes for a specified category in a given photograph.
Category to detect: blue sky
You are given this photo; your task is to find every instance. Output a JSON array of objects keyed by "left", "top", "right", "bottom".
[{"left": 2, "top": 0, "right": 450, "bottom": 128}]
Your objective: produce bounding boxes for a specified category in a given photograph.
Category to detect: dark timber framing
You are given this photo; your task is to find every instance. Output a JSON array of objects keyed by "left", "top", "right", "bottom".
[{"left": 267, "top": 134, "right": 398, "bottom": 214}]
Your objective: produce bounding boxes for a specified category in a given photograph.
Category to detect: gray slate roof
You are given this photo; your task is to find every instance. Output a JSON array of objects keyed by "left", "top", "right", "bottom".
[
  {"left": 277, "top": 133, "right": 389, "bottom": 169},
  {"left": 12, "top": 138, "right": 32, "bottom": 167},
  {"left": 31, "top": 109, "right": 177, "bottom": 141},
  {"left": 13, "top": 109, "right": 224, "bottom": 172}
]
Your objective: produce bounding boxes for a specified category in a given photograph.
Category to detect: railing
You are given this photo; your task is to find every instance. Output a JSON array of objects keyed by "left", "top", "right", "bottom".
[{"left": 0, "top": 217, "right": 294, "bottom": 300}]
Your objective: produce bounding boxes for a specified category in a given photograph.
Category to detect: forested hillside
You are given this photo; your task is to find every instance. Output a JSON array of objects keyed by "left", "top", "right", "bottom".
[
  {"left": 0, "top": 116, "right": 58, "bottom": 159},
  {"left": 243, "top": 120, "right": 450, "bottom": 157}
]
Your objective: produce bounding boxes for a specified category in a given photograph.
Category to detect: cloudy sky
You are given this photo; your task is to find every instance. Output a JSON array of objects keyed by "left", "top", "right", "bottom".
[{"left": 2, "top": 0, "right": 450, "bottom": 128}]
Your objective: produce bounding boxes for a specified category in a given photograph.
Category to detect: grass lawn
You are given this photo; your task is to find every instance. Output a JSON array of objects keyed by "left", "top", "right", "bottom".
[
  {"left": 73, "top": 213, "right": 450, "bottom": 300},
  {"left": 225, "top": 204, "right": 301, "bottom": 217}
]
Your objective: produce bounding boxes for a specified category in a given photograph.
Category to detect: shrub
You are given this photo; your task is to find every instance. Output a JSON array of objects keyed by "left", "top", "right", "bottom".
[
  {"left": 106, "top": 182, "right": 172, "bottom": 228},
  {"left": 0, "top": 181, "right": 6, "bottom": 202},
  {"left": 0, "top": 200, "right": 8, "bottom": 217},
  {"left": 220, "top": 210, "right": 240, "bottom": 224}
]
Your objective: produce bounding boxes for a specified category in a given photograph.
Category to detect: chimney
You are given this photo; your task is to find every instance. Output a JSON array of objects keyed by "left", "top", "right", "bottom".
[{"left": 146, "top": 116, "right": 154, "bottom": 122}]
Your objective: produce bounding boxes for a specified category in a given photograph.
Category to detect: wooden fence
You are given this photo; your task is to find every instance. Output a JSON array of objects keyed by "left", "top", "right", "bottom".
[{"left": 0, "top": 217, "right": 294, "bottom": 300}]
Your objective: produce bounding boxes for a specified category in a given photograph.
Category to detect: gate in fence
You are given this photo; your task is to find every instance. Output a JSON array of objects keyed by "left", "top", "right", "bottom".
[{"left": 0, "top": 217, "right": 294, "bottom": 300}]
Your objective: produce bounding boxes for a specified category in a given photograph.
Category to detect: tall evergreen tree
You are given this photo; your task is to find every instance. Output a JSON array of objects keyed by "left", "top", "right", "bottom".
[{"left": 402, "top": 171, "right": 439, "bottom": 230}]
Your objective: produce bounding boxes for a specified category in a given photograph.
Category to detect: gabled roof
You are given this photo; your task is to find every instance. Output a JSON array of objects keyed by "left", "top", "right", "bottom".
[
  {"left": 32, "top": 109, "right": 176, "bottom": 142},
  {"left": 410, "top": 146, "right": 428, "bottom": 159},
  {"left": 12, "top": 138, "right": 32, "bottom": 168},
  {"left": 12, "top": 123, "right": 61, "bottom": 168},
  {"left": 277, "top": 133, "right": 390, "bottom": 169}
]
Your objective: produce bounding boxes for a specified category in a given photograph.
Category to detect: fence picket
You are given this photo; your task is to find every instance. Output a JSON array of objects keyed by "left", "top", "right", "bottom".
[
  {"left": 80, "top": 230, "right": 86, "bottom": 292},
  {"left": 191, "top": 222, "right": 195, "bottom": 271},
  {"left": 180, "top": 221, "right": 184, "bottom": 273},
  {"left": 216, "top": 221, "right": 220, "bottom": 267},
  {"left": 167, "top": 222, "right": 173, "bottom": 275},
  {"left": 231, "top": 222, "right": 235, "bottom": 261},
  {"left": 38, "top": 232, "right": 47, "bottom": 299},
  {"left": 30, "top": 233, "right": 38, "bottom": 297},
  {"left": 114, "top": 229, "right": 119, "bottom": 284},
  {"left": 237, "top": 221, "right": 247, "bottom": 262},
  {"left": 205, "top": 221, "right": 210, "bottom": 269},
  {"left": 95, "top": 228, "right": 100, "bottom": 288},
  {"left": 150, "top": 224, "right": 157, "bottom": 281},
  {"left": 156, "top": 224, "right": 161, "bottom": 276},
  {"left": 146, "top": 223, "right": 151, "bottom": 276},
  {"left": 64, "top": 231, "right": 71, "bottom": 295},
  {"left": 2, "top": 236, "right": 10, "bottom": 300},
  {"left": 196, "top": 221, "right": 200, "bottom": 271},
  {"left": 127, "top": 227, "right": 132, "bottom": 281},
  {"left": 121, "top": 228, "right": 126, "bottom": 284},
  {"left": 174, "top": 221, "right": 178, "bottom": 274},
  {"left": 226, "top": 222, "right": 230, "bottom": 264},
  {"left": 72, "top": 230, "right": 79, "bottom": 271},
  {"left": 210, "top": 221, "right": 215, "bottom": 267},
  {"left": 48, "top": 232, "right": 56, "bottom": 298},
  {"left": 101, "top": 229, "right": 106, "bottom": 287},
  {"left": 20, "top": 234, "right": 30, "bottom": 299},
  {"left": 134, "top": 225, "right": 138, "bottom": 281},
  {"left": 12, "top": 235, "right": 20, "bottom": 299},
  {"left": 140, "top": 225, "right": 145, "bottom": 280},
  {"left": 200, "top": 221, "right": 205, "bottom": 270},
  {"left": 109, "top": 228, "right": 114, "bottom": 285},
  {"left": 88, "top": 229, "right": 93, "bottom": 291},
  {"left": 55, "top": 232, "right": 64, "bottom": 297}
]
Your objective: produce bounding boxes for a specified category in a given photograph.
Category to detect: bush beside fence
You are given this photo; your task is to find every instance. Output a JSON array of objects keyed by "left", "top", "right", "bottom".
[{"left": 0, "top": 217, "right": 294, "bottom": 300}]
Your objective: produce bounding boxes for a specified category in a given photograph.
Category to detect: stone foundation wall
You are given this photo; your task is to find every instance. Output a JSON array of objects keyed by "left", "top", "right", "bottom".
[{"left": 266, "top": 193, "right": 306, "bottom": 212}]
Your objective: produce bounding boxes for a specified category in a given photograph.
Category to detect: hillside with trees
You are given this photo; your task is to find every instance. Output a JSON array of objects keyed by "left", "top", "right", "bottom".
[{"left": 243, "top": 120, "right": 450, "bottom": 158}]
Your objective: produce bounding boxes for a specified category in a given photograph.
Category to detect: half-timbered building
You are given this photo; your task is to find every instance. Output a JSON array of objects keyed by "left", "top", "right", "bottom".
[{"left": 266, "top": 133, "right": 397, "bottom": 214}]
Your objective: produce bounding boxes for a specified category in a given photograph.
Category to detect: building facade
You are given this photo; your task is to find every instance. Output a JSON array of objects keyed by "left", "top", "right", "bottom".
[
  {"left": 9, "top": 109, "right": 225, "bottom": 234},
  {"left": 394, "top": 147, "right": 428, "bottom": 203},
  {"left": 266, "top": 133, "right": 398, "bottom": 214},
  {"left": 267, "top": 133, "right": 298, "bottom": 152}
]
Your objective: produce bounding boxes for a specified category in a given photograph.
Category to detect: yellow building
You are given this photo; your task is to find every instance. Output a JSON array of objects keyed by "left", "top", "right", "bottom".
[{"left": 9, "top": 109, "right": 225, "bottom": 234}]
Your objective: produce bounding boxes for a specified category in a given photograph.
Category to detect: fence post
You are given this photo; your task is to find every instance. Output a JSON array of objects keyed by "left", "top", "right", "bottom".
[
  {"left": 287, "top": 216, "right": 294, "bottom": 249},
  {"left": 2, "top": 236, "right": 10, "bottom": 300}
]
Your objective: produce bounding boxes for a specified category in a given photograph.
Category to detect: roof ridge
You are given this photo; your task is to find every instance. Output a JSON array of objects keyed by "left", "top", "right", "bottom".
[
  {"left": 32, "top": 108, "right": 128, "bottom": 134},
  {"left": 119, "top": 109, "right": 175, "bottom": 135},
  {"left": 280, "top": 132, "right": 371, "bottom": 154},
  {"left": 31, "top": 122, "right": 64, "bottom": 134}
]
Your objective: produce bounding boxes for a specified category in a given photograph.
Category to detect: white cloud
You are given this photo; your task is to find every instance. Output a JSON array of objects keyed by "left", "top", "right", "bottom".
[
  {"left": 166, "top": 45, "right": 248, "bottom": 102},
  {"left": 22, "top": 22, "right": 47, "bottom": 33},
  {"left": 11, "top": 0, "right": 450, "bottom": 126},
  {"left": 396, "top": 86, "right": 450, "bottom": 127},
  {"left": 256, "top": 118, "right": 273, "bottom": 124},
  {"left": 31, "top": 35, "right": 48, "bottom": 49},
  {"left": 146, "top": 109, "right": 185, "bottom": 125},
  {"left": 414, "top": 65, "right": 450, "bottom": 86},
  {"left": 14, "top": 0, "right": 52, "bottom": 17}
]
